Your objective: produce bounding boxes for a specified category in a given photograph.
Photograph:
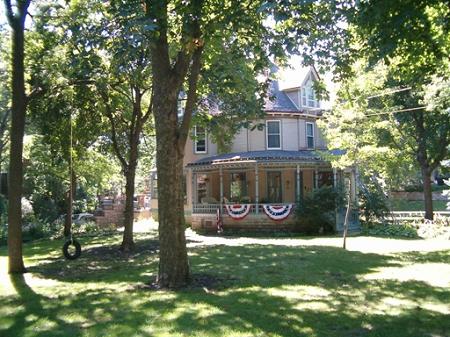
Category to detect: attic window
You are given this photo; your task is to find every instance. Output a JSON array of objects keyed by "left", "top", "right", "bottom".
[{"left": 302, "top": 75, "right": 320, "bottom": 108}]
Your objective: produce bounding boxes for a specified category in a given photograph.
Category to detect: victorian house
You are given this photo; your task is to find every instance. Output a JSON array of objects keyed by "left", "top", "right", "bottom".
[{"left": 150, "top": 65, "right": 358, "bottom": 231}]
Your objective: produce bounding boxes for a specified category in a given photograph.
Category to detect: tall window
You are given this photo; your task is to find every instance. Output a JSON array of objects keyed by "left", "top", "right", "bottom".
[
  {"left": 267, "top": 171, "right": 282, "bottom": 203},
  {"left": 266, "top": 120, "right": 281, "bottom": 150},
  {"left": 194, "top": 126, "right": 207, "bottom": 153},
  {"left": 306, "top": 122, "right": 314, "bottom": 149},
  {"left": 230, "top": 172, "right": 247, "bottom": 201},
  {"left": 196, "top": 174, "right": 208, "bottom": 203}
]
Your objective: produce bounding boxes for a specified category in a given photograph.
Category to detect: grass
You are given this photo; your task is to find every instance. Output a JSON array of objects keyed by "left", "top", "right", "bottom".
[
  {"left": 389, "top": 199, "right": 448, "bottom": 212},
  {"left": 1, "top": 230, "right": 450, "bottom": 337}
]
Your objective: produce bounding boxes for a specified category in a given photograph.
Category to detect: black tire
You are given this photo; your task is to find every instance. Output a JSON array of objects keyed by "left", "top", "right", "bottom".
[{"left": 63, "top": 239, "right": 81, "bottom": 260}]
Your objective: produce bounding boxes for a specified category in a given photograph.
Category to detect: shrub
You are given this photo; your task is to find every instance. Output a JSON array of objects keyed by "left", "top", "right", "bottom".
[
  {"left": 294, "top": 185, "right": 344, "bottom": 234},
  {"left": 362, "top": 222, "right": 418, "bottom": 238},
  {"left": 32, "top": 194, "right": 59, "bottom": 223},
  {"left": 0, "top": 222, "right": 6, "bottom": 245},
  {"left": 416, "top": 217, "right": 450, "bottom": 239},
  {"left": 0, "top": 194, "right": 7, "bottom": 218},
  {"left": 22, "top": 218, "right": 59, "bottom": 242},
  {"left": 359, "top": 180, "right": 389, "bottom": 222},
  {"left": 21, "top": 197, "right": 34, "bottom": 223}
]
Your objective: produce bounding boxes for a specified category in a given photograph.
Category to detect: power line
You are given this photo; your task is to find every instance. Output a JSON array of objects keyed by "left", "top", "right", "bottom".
[
  {"left": 364, "top": 106, "right": 425, "bottom": 117},
  {"left": 366, "top": 87, "right": 412, "bottom": 99}
]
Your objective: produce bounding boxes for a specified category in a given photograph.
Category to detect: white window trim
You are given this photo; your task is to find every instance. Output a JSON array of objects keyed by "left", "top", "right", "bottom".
[
  {"left": 306, "top": 122, "right": 315, "bottom": 149},
  {"left": 194, "top": 126, "right": 207, "bottom": 154},
  {"left": 301, "top": 73, "right": 320, "bottom": 108},
  {"left": 266, "top": 120, "right": 282, "bottom": 150}
]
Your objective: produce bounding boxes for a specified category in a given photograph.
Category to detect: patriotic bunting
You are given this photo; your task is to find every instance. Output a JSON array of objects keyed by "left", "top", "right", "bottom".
[
  {"left": 225, "top": 204, "right": 251, "bottom": 220},
  {"left": 262, "top": 204, "right": 293, "bottom": 221}
]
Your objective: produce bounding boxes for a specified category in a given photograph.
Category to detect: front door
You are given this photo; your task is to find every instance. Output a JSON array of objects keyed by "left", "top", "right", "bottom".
[{"left": 267, "top": 171, "right": 282, "bottom": 203}]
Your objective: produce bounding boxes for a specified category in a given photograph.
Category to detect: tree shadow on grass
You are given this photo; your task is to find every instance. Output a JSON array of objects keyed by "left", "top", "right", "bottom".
[
  {"left": 5, "top": 235, "right": 450, "bottom": 337},
  {"left": 1, "top": 274, "right": 82, "bottom": 337}
]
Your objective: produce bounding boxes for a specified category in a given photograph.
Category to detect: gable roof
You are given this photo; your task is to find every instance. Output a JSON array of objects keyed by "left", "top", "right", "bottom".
[
  {"left": 264, "top": 80, "right": 299, "bottom": 112},
  {"left": 263, "top": 65, "right": 321, "bottom": 113}
]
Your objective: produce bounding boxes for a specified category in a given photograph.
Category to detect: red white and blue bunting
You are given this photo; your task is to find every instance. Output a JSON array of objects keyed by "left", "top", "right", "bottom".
[
  {"left": 225, "top": 204, "right": 251, "bottom": 220},
  {"left": 263, "top": 204, "right": 293, "bottom": 221}
]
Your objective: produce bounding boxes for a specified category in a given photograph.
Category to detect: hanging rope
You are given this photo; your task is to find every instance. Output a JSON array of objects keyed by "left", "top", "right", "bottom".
[{"left": 62, "top": 112, "right": 81, "bottom": 260}]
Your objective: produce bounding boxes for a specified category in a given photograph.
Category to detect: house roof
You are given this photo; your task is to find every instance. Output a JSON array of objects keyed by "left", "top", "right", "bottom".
[
  {"left": 278, "top": 65, "right": 319, "bottom": 91},
  {"left": 264, "top": 80, "right": 299, "bottom": 113},
  {"left": 263, "top": 65, "right": 323, "bottom": 114},
  {"left": 187, "top": 150, "right": 344, "bottom": 167}
]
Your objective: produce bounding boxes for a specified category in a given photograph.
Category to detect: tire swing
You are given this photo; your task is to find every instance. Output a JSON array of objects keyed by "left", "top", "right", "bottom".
[
  {"left": 63, "top": 236, "right": 81, "bottom": 260},
  {"left": 62, "top": 113, "right": 82, "bottom": 260}
]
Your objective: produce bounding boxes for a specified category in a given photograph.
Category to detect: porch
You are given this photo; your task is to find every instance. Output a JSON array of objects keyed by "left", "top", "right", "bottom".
[{"left": 185, "top": 150, "right": 356, "bottom": 231}]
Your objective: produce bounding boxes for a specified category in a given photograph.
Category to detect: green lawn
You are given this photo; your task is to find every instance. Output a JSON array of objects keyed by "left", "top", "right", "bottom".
[
  {"left": 1, "top": 231, "right": 449, "bottom": 337},
  {"left": 389, "top": 199, "right": 448, "bottom": 212}
]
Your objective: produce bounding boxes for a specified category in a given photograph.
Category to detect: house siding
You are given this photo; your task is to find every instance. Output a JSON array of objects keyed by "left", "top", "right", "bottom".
[
  {"left": 231, "top": 129, "right": 248, "bottom": 152},
  {"left": 298, "top": 119, "right": 307, "bottom": 149},
  {"left": 185, "top": 116, "right": 324, "bottom": 160},
  {"left": 249, "top": 120, "right": 265, "bottom": 151},
  {"left": 282, "top": 119, "right": 298, "bottom": 151}
]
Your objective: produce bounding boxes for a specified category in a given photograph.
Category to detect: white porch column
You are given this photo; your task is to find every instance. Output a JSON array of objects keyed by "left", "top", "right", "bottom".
[
  {"left": 192, "top": 171, "right": 197, "bottom": 206},
  {"left": 296, "top": 164, "right": 301, "bottom": 202},
  {"left": 255, "top": 163, "right": 259, "bottom": 214},
  {"left": 219, "top": 166, "right": 224, "bottom": 210}
]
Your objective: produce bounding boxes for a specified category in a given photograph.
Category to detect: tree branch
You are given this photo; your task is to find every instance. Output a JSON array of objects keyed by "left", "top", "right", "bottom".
[
  {"left": 177, "top": 45, "right": 203, "bottom": 154},
  {"left": 4, "top": 0, "right": 14, "bottom": 23},
  {"left": 143, "top": 87, "right": 153, "bottom": 122},
  {"left": 99, "top": 90, "right": 129, "bottom": 169}
]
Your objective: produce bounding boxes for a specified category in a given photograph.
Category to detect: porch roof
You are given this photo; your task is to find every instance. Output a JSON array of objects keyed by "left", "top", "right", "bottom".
[{"left": 187, "top": 150, "right": 344, "bottom": 167}]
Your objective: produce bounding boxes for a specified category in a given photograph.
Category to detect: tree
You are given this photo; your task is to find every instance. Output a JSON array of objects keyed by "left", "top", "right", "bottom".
[
  {"left": 59, "top": 0, "right": 155, "bottom": 251},
  {"left": 26, "top": 4, "right": 108, "bottom": 236},
  {"left": 340, "top": 0, "right": 450, "bottom": 220},
  {"left": 144, "top": 0, "right": 352, "bottom": 287},
  {"left": 3, "top": 0, "right": 31, "bottom": 274},
  {"left": 24, "top": 1, "right": 156, "bottom": 250}
]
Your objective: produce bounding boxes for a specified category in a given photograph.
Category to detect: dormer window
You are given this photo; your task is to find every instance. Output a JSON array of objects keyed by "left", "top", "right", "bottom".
[
  {"left": 301, "top": 75, "right": 320, "bottom": 108},
  {"left": 194, "top": 126, "right": 207, "bottom": 153},
  {"left": 266, "top": 120, "right": 281, "bottom": 150}
]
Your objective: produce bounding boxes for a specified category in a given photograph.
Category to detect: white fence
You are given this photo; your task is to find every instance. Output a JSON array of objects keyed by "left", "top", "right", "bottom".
[{"left": 389, "top": 211, "right": 450, "bottom": 222}]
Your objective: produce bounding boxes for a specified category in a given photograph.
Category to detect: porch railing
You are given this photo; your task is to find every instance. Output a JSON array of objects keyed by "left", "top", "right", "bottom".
[{"left": 192, "top": 203, "right": 295, "bottom": 215}]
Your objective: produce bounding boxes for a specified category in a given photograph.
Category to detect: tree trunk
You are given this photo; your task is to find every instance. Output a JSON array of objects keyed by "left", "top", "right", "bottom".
[
  {"left": 7, "top": 20, "right": 26, "bottom": 274},
  {"left": 154, "top": 90, "right": 190, "bottom": 288},
  {"left": 121, "top": 161, "right": 137, "bottom": 252},
  {"left": 421, "top": 166, "right": 434, "bottom": 221}
]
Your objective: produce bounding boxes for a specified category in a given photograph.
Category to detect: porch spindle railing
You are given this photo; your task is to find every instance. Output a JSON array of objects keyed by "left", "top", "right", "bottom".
[{"left": 192, "top": 203, "right": 296, "bottom": 214}]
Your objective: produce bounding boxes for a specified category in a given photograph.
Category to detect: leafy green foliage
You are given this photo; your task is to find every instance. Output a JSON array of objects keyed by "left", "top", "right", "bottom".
[
  {"left": 0, "top": 25, "right": 10, "bottom": 164},
  {"left": 362, "top": 223, "right": 419, "bottom": 238},
  {"left": 359, "top": 177, "right": 389, "bottom": 222},
  {"left": 294, "top": 185, "right": 345, "bottom": 234},
  {"left": 23, "top": 136, "right": 121, "bottom": 222}
]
